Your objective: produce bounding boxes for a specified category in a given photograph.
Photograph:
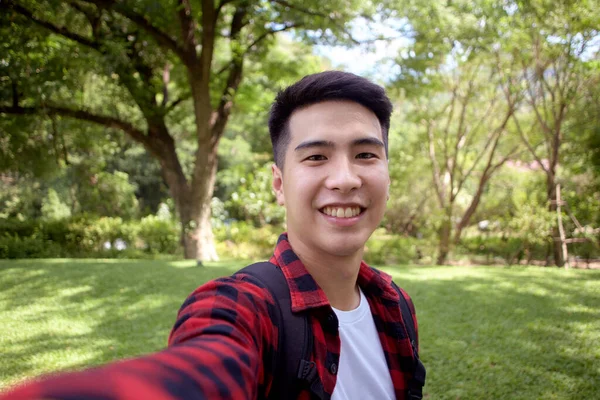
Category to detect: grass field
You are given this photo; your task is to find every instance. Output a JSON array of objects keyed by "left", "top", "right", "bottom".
[{"left": 1, "top": 259, "right": 599, "bottom": 399}]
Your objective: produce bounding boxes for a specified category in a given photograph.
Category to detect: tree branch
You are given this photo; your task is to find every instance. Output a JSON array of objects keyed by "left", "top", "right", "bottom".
[
  {"left": 0, "top": 105, "right": 148, "bottom": 147},
  {"left": 112, "top": 4, "right": 188, "bottom": 61},
  {"left": 198, "top": 0, "right": 215, "bottom": 81},
  {"left": 450, "top": 77, "right": 476, "bottom": 200},
  {"left": 165, "top": 94, "right": 191, "bottom": 114},
  {"left": 9, "top": 2, "right": 99, "bottom": 50},
  {"left": 442, "top": 84, "right": 458, "bottom": 175},
  {"left": 425, "top": 119, "right": 445, "bottom": 207},
  {"left": 246, "top": 22, "right": 302, "bottom": 53},
  {"left": 512, "top": 114, "right": 549, "bottom": 174},
  {"left": 522, "top": 59, "right": 553, "bottom": 141},
  {"left": 176, "top": 0, "right": 199, "bottom": 65},
  {"left": 210, "top": 4, "right": 248, "bottom": 147}
]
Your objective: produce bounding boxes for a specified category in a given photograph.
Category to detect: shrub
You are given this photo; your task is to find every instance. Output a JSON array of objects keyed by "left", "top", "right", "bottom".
[
  {"left": 214, "top": 221, "right": 279, "bottom": 260},
  {"left": 364, "top": 230, "right": 432, "bottom": 265},
  {"left": 0, "top": 234, "right": 63, "bottom": 259},
  {"left": 457, "top": 236, "right": 551, "bottom": 264},
  {"left": 137, "top": 215, "right": 180, "bottom": 254},
  {"left": 0, "top": 215, "right": 181, "bottom": 258}
]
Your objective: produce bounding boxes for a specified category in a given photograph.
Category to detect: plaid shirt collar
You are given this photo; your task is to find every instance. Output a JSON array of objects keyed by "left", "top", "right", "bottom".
[{"left": 269, "top": 233, "right": 400, "bottom": 312}]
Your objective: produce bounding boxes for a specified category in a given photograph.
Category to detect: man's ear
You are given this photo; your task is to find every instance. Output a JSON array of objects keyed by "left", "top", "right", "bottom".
[{"left": 272, "top": 163, "right": 285, "bottom": 206}]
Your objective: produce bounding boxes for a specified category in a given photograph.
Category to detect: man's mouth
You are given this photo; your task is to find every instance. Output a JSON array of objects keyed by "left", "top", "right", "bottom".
[{"left": 320, "top": 206, "right": 364, "bottom": 218}]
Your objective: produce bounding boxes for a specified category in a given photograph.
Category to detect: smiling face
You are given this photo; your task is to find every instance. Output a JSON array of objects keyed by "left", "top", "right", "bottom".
[{"left": 272, "top": 100, "right": 390, "bottom": 259}]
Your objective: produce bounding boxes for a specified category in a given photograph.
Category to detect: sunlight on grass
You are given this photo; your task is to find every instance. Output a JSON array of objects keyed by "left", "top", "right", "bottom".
[
  {"left": 1, "top": 260, "right": 599, "bottom": 398},
  {"left": 382, "top": 264, "right": 600, "bottom": 399}
]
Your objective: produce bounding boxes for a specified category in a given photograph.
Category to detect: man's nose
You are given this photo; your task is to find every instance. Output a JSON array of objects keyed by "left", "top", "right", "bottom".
[{"left": 325, "top": 158, "right": 362, "bottom": 193}]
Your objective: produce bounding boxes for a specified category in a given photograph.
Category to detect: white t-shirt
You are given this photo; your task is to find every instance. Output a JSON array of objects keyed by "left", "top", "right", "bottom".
[{"left": 331, "top": 288, "right": 395, "bottom": 400}]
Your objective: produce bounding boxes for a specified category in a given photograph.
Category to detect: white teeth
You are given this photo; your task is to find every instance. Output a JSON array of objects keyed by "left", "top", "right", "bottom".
[{"left": 322, "top": 207, "right": 361, "bottom": 218}]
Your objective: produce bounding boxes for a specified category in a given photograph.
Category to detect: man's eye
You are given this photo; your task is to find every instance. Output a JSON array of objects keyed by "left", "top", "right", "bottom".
[
  {"left": 357, "top": 152, "right": 377, "bottom": 159},
  {"left": 305, "top": 155, "right": 327, "bottom": 161}
]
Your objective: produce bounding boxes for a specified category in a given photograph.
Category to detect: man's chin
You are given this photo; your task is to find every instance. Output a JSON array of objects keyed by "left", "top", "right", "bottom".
[{"left": 319, "top": 237, "right": 367, "bottom": 258}]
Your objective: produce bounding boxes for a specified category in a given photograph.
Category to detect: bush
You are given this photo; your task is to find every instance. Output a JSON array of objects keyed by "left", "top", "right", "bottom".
[
  {"left": 0, "top": 219, "right": 39, "bottom": 238},
  {"left": 137, "top": 215, "right": 180, "bottom": 254},
  {"left": 214, "top": 221, "right": 280, "bottom": 260},
  {"left": 0, "top": 215, "right": 180, "bottom": 258},
  {"left": 457, "top": 235, "right": 551, "bottom": 264},
  {"left": 364, "top": 230, "right": 432, "bottom": 265},
  {"left": 0, "top": 234, "right": 63, "bottom": 259}
]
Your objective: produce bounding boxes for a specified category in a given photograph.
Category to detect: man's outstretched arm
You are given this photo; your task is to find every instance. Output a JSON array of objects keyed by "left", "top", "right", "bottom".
[{"left": 1, "top": 275, "right": 276, "bottom": 400}]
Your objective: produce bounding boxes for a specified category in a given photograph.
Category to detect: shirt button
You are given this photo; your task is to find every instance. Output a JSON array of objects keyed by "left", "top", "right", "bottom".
[{"left": 329, "top": 363, "right": 338, "bottom": 375}]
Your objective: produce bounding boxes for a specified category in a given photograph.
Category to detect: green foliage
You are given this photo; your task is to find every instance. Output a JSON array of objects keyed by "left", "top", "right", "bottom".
[
  {"left": 0, "top": 176, "right": 42, "bottom": 220},
  {"left": 106, "top": 145, "right": 170, "bottom": 216},
  {"left": 219, "top": 161, "right": 285, "bottom": 226},
  {"left": 457, "top": 236, "right": 549, "bottom": 265},
  {"left": 225, "top": 37, "right": 326, "bottom": 154},
  {"left": 137, "top": 215, "right": 180, "bottom": 255},
  {"left": 384, "top": 114, "right": 438, "bottom": 238},
  {"left": 0, "top": 116, "right": 60, "bottom": 179},
  {"left": 41, "top": 188, "right": 71, "bottom": 220},
  {"left": 364, "top": 229, "right": 436, "bottom": 265},
  {"left": 0, "top": 234, "right": 63, "bottom": 259},
  {"left": 0, "top": 214, "right": 180, "bottom": 259},
  {"left": 77, "top": 171, "right": 139, "bottom": 219},
  {"left": 507, "top": 203, "right": 555, "bottom": 247},
  {"left": 214, "top": 221, "right": 280, "bottom": 260}
]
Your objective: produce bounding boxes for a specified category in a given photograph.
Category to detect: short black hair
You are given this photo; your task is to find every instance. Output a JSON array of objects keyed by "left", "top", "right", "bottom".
[{"left": 268, "top": 70, "right": 393, "bottom": 167}]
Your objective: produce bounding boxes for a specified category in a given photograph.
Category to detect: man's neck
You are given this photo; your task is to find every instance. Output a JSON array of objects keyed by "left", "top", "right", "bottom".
[{"left": 287, "top": 233, "right": 363, "bottom": 311}]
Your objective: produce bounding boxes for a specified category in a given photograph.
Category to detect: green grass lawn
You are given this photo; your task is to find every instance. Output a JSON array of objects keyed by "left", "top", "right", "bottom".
[{"left": 1, "top": 259, "right": 599, "bottom": 399}]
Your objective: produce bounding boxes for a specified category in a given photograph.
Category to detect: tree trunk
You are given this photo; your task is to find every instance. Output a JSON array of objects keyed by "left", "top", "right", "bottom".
[
  {"left": 182, "top": 204, "right": 218, "bottom": 262},
  {"left": 547, "top": 173, "right": 564, "bottom": 267},
  {"left": 437, "top": 207, "right": 453, "bottom": 265},
  {"left": 149, "top": 121, "right": 219, "bottom": 262},
  {"left": 453, "top": 175, "right": 490, "bottom": 244},
  {"left": 177, "top": 151, "right": 219, "bottom": 262}
]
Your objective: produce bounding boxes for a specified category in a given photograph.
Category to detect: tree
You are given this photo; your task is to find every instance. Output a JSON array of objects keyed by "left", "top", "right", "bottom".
[
  {"left": 504, "top": 0, "right": 599, "bottom": 266},
  {"left": 1, "top": 0, "right": 367, "bottom": 261},
  {"left": 407, "top": 59, "right": 520, "bottom": 264}
]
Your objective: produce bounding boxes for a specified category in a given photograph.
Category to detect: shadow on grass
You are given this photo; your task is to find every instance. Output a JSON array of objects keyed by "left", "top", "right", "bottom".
[
  {"left": 2, "top": 261, "right": 599, "bottom": 399},
  {"left": 0, "top": 259, "right": 244, "bottom": 388},
  {"left": 387, "top": 266, "right": 600, "bottom": 399}
]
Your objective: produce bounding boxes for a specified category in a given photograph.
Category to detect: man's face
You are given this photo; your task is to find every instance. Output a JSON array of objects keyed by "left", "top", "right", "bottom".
[{"left": 272, "top": 100, "right": 390, "bottom": 258}]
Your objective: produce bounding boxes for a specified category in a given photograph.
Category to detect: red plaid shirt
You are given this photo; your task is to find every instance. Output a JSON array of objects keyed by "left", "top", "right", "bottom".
[{"left": 2, "top": 233, "right": 419, "bottom": 400}]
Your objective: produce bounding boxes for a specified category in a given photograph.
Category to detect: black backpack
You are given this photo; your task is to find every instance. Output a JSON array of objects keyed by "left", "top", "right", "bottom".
[{"left": 237, "top": 262, "right": 426, "bottom": 400}]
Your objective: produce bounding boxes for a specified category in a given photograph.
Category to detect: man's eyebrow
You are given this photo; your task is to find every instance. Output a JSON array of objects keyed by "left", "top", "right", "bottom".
[
  {"left": 293, "top": 137, "right": 385, "bottom": 152},
  {"left": 352, "top": 137, "right": 385, "bottom": 148},
  {"left": 294, "top": 140, "right": 335, "bottom": 151}
]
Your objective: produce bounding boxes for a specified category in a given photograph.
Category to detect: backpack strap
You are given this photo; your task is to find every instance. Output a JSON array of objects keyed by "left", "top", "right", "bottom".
[
  {"left": 236, "top": 262, "right": 324, "bottom": 400},
  {"left": 392, "top": 282, "right": 427, "bottom": 400}
]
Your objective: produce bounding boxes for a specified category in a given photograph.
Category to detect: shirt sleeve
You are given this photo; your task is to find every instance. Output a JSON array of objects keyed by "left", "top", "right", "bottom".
[{"left": 0, "top": 274, "right": 277, "bottom": 400}]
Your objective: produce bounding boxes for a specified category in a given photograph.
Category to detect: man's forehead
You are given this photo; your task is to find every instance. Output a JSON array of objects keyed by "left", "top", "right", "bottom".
[{"left": 287, "top": 100, "right": 382, "bottom": 141}]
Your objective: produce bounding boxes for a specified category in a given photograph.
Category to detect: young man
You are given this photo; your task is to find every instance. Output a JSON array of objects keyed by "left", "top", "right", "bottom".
[{"left": 1, "top": 71, "right": 423, "bottom": 400}]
